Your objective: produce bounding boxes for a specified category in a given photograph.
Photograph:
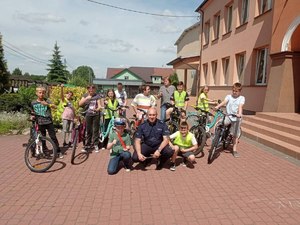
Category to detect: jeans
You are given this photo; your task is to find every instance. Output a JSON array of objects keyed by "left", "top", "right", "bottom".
[
  {"left": 160, "top": 104, "right": 167, "bottom": 122},
  {"left": 39, "top": 123, "right": 61, "bottom": 153},
  {"left": 85, "top": 115, "right": 100, "bottom": 147},
  {"left": 107, "top": 151, "right": 131, "bottom": 175}
]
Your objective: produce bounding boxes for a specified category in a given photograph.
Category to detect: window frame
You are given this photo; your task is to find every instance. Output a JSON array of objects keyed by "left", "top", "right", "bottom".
[
  {"left": 211, "top": 60, "right": 218, "bottom": 85},
  {"left": 204, "top": 20, "right": 210, "bottom": 45},
  {"left": 222, "top": 57, "right": 230, "bottom": 85},
  {"left": 225, "top": 4, "right": 233, "bottom": 33},
  {"left": 240, "top": 0, "right": 249, "bottom": 25},
  {"left": 236, "top": 52, "right": 246, "bottom": 83},
  {"left": 213, "top": 13, "right": 221, "bottom": 40},
  {"left": 259, "top": 0, "right": 272, "bottom": 14},
  {"left": 255, "top": 48, "right": 268, "bottom": 85}
]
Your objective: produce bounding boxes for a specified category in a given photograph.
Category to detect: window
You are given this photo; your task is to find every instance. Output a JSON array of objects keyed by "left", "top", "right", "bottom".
[
  {"left": 225, "top": 4, "right": 233, "bottom": 33},
  {"left": 259, "top": 0, "right": 272, "bottom": 14},
  {"left": 255, "top": 48, "right": 268, "bottom": 85},
  {"left": 204, "top": 21, "right": 210, "bottom": 45},
  {"left": 124, "top": 76, "right": 129, "bottom": 80},
  {"left": 222, "top": 57, "right": 230, "bottom": 85},
  {"left": 191, "top": 70, "right": 196, "bottom": 79},
  {"left": 236, "top": 53, "right": 245, "bottom": 83},
  {"left": 211, "top": 61, "right": 218, "bottom": 85},
  {"left": 213, "top": 14, "right": 220, "bottom": 40},
  {"left": 240, "top": 0, "right": 249, "bottom": 25},
  {"left": 203, "top": 63, "right": 208, "bottom": 83}
]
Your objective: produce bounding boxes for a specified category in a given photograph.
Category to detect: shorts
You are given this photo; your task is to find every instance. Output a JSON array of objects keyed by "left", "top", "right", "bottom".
[
  {"left": 224, "top": 116, "right": 242, "bottom": 138},
  {"left": 62, "top": 119, "right": 74, "bottom": 133},
  {"left": 178, "top": 150, "right": 194, "bottom": 158}
]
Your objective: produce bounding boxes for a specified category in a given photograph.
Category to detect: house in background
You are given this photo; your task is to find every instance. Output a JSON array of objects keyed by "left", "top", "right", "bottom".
[
  {"left": 167, "top": 21, "right": 201, "bottom": 96},
  {"left": 93, "top": 67, "right": 174, "bottom": 98},
  {"left": 168, "top": 0, "right": 299, "bottom": 114}
]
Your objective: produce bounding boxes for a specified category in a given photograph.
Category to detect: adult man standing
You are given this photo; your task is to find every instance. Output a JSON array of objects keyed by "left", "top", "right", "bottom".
[
  {"left": 115, "top": 83, "right": 127, "bottom": 117},
  {"left": 132, "top": 108, "right": 174, "bottom": 170},
  {"left": 157, "top": 77, "right": 175, "bottom": 122}
]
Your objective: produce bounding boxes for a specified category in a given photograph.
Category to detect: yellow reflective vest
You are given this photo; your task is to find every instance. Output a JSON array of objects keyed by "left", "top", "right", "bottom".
[
  {"left": 174, "top": 91, "right": 187, "bottom": 108},
  {"left": 173, "top": 132, "right": 193, "bottom": 148}
]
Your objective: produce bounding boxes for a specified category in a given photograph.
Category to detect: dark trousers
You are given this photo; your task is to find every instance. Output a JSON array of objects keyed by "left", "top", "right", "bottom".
[
  {"left": 85, "top": 115, "right": 100, "bottom": 147},
  {"left": 132, "top": 143, "right": 174, "bottom": 165},
  {"left": 39, "top": 123, "right": 61, "bottom": 153},
  {"left": 107, "top": 151, "right": 131, "bottom": 175}
]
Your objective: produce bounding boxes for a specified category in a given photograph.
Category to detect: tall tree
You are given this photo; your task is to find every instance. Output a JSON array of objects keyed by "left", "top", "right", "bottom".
[
  {"left": 0, "top": 34, "right": 10, "bottom": 93},
  {"left": 70, "top": 66, "right": 95, "bottom": 85},
  {"left": 47, "top": 42, "right": 67, "bottom": 83},
  {"left": 170, "top": 72, "right": 179, "bottom": 86},
  {"left": 12, "top": 67, "right": 22, "bottom": 76}
]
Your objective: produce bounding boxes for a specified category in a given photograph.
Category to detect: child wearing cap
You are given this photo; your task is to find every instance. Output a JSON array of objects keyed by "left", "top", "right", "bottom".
[{"left": 107, "top": 118, "right": 132, "bottom": 175}]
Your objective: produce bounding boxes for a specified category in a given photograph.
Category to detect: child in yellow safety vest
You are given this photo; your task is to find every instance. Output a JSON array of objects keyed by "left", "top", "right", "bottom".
[
  {"left": 102, "top": 89, "right": 119, "bottom": 149},
  {"left": 165, "top": 81, "right": 189, "bottom": 121},
  {"left": 169, "top": 121, "right": 198, "bottom": 171}
]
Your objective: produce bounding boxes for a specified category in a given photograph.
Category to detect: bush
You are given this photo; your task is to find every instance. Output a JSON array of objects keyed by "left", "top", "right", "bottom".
[
  {"left": 49, "top": 86, "right": 86, "bottom": 125},
  {"left": 0, "top": 111, "right": 30, "bottom": 134}
]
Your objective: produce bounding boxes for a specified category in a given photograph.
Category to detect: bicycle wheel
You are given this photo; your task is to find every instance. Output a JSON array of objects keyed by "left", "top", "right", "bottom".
[
  {"left": 71, "top": 129, "right": 79, "bottom": 164},
  {"left": 190, "top": 125, "right": 206, "bottom": 156},
  {"left": 208, "top": 127, "right": 222, "bottom": 164},
  {"left": 24, "top": 136, "right": 57, "bottom": 172},
  {"left": 166, "top": 121, "right": 178, "bottom": 134}
]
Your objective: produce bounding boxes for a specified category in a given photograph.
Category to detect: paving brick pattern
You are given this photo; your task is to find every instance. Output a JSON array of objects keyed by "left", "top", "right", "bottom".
[{"left": 0, "top": 132, "right": 300, "bottom": 225}]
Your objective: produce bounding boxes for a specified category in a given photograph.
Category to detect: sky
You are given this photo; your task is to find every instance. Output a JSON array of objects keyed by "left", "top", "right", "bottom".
[{"left": 0, "top": 0, "right": 202, "bottom": 78}]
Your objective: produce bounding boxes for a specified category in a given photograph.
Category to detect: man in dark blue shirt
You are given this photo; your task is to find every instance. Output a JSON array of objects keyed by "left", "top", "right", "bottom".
[{"left": 132, "top": 108, "right": 174, "bottom": 170}]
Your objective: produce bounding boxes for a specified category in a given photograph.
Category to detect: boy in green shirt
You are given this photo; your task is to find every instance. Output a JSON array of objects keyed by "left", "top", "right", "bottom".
[{"left": 107, "top": 118, "right": 132, "bottom": 175}]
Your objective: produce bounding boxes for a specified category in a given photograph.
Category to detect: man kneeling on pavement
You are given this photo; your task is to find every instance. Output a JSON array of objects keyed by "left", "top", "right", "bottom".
[{"left": 132, "top": 107, "right": 174, "bottom": 170}]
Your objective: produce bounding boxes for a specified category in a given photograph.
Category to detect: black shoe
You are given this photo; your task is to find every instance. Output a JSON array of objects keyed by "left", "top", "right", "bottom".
[
  {"left": 156, "top": 159, "right": 163, "bottom": 170},
  {"left": 142, "top": 158, "right": 152, "bottom": 168}
]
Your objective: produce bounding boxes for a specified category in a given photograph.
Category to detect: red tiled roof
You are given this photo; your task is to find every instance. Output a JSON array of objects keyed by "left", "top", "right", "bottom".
[{"left": 106, "top": 66, "right": 174, "bottom": 83}]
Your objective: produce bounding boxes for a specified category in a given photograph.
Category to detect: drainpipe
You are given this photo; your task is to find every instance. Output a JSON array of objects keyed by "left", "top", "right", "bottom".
[{"left": 196, "top": 8, "right": 204, "bottom": 101}]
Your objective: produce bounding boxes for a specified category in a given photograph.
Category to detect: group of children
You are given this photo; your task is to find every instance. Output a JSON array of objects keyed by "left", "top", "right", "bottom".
[{"left": 31, "top": 82, "right": 245, "bottom": 174}]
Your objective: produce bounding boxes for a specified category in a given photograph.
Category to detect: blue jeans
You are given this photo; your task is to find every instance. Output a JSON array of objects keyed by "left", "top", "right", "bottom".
[
  {"left": 107, "top": 151, "right": 131, "bottom": 175},
  {"left": 160, "top": 104, "right": 167, "bottom": 122}
]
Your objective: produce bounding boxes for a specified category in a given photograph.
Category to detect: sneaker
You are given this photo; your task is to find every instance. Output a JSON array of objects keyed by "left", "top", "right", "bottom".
[
  {"left": 63, "top": 142, "right": 68, "bottom": 147},
  {"left": 181, "top": 158, "right": 187, "bottom": 167},
  {"left": 170, "top": 162, "right": 176, "bottom": 171},
  {"left": 156, "top": 159, "right": 163, "bottom": 170},
  {"left": 68, "top": 142, "right": 72, "bottom": 148},
  {"left": 124, "top": 166, "right": 131, "bottom": 172},
  {"left": 101, "top": 147, "right": 106, "bottom": 150},
  {"left": 233, "top": 151, "right": 240, "bottom": 158},
  {"left": 81, "top": 145, "right": 90, "bottom": 153},
  {"left": 58, "top": 153, "right": 64, "bottom": 159},
  {"left": 141, "top": 158, "right": 152, "bottom": 168},
  {"left": 95, "top": 145, "right": 99, "bottom": 153}
]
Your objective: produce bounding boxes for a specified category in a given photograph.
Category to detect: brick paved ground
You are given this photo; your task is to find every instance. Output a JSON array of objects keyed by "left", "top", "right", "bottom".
[{"left": 0, "top": 133, "right": 300, "bottom": 225}]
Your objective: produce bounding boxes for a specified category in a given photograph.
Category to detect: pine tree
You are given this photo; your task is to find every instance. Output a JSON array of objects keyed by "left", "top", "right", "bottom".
[
  {"left": 0, "top": 34, "right": 10, "bottom": 93},
  {"left": 47, "top": 42, "right": 67, "bottom": 83}
]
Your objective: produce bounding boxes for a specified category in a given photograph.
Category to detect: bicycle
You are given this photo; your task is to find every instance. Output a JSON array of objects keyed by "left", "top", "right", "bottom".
[
  {"left": 70, "top": 111, "right": 87, "bottom": 164},
  {"left": 208, "top": 109, "right": 241, "bottom": 164},
  {"left": 164, "top": 103, "right": 182, "bottom": 134},
  {"left": 24, "top": 114, "right": 57, "bottom": 173},
  {"left": 128, "top": 108, "right": 147, "bottom": 139},
  {"left": 186, "top": 105, "right": 224, "bottom": 138},
  {"left": 99, "top": 105, "right": 129, "bottom": 144}
]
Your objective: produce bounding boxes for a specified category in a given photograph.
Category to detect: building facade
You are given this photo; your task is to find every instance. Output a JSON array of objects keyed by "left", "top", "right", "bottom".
[{"left": 187, "top": 0, "right": 300, "bottom": 113}]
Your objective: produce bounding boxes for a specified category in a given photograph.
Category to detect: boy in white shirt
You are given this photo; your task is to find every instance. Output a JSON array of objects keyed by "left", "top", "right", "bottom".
[{"left": 215, "top": 82, "right": 245, "bottom": 158}]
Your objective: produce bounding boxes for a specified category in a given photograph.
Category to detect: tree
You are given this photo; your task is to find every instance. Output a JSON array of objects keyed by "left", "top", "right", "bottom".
[
  {"left": 12, "top": 68, "right": 22, "bottom": 76},
  {"left": 23, "top": 72, "right": 30, "bottom": 77},
  {"left": 0, "top": 34, "right": 10, "bottom": 94},
  {"left": 69, "top": 66, "right": 95, "bottom": 87},
  {"left": 170, "top": 72, "right": 179, "bottom": 86},
  {"left": 47, "top": 42, "right": 67, "bottom": 83}
]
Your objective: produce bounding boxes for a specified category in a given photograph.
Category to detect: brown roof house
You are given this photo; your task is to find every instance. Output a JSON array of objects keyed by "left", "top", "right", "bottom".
[{"left": 93, "top": 66, "right": 174, "bottom": 98}]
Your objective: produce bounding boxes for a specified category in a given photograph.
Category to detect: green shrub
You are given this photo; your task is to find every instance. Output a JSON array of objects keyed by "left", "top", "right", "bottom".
[{"left": 0, "top": 111, "right": 30, "bottom": 134}]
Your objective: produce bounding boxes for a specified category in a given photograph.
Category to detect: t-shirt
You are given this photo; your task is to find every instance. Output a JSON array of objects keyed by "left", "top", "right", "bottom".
[
  {"left": 225, "top": 94, "right": 245, "bottom": 121},
  {"left": 108, "top": 131, "right": 131, "bottom": 158},
  {"left": 170, "top": 131, "right": 197, "bottom": 147},
  {"left": 31, "top": 99, "right": 53, "bottom": 125},
  {"left": 82, "top": 93, "right": 101, "bottom": 117},
  {"left": 115, "top": 89, "right": 127, "bottom": 106},
  {"left": 136, "top": 120, "right": 170, "bottom": 148},
  {"left": 131, "top": 94, "right": 156, "bottom": 112},
  {"left": 60, "top": 99, "right": 75, "bottom": 121},
  {"left": 159, "top": 85, "right": 176, "bottom": 105}
]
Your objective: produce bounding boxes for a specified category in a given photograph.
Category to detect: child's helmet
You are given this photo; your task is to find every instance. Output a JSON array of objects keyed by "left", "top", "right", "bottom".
[{"left": 114, "top": 118, "right": 126, "bottom": 126}]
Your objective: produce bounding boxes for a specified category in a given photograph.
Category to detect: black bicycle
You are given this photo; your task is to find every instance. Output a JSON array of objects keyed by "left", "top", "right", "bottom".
[
  {"left": 24, "top": 114, "right": 57, "bottom": 172},
  {"left": 165, "top": 103, "right": 182, "bottom": 134},
  {"left": 208, "top": 109, "right": 241, "bottom": 164}
]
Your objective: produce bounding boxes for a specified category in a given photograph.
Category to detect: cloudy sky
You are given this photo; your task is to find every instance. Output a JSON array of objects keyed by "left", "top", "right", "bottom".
[{"left": 1, "top": 0, "right": 202, "bottom": 78}]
